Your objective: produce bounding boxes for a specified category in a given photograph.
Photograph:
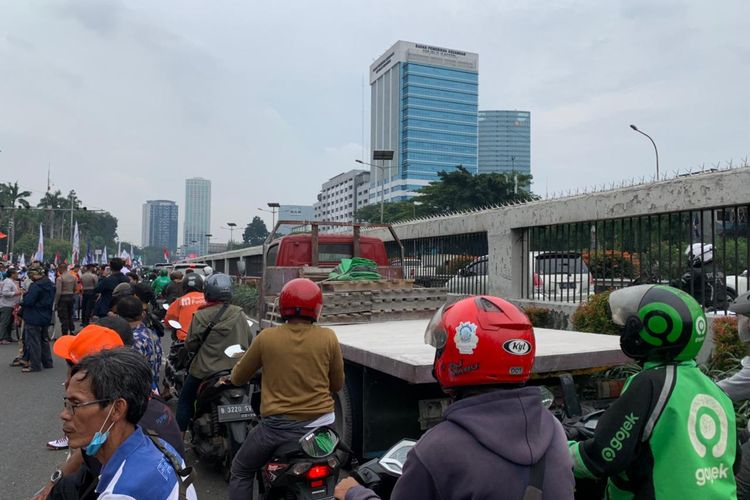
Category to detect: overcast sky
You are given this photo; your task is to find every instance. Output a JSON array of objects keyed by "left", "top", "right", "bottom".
[{"left": 2, "top": 0, "right": 748, "bottom": 245}]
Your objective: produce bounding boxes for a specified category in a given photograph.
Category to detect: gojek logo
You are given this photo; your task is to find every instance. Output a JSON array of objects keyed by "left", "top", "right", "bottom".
[
  {"left": 688, "top": 394, "right": 730, "bottom": 486},
  {"left": 601, "top": 413, "right": 639, "bottom": 462}
]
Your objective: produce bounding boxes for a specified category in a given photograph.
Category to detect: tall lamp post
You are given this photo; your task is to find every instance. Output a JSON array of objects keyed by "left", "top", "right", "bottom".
[
  {"left": 258, "top": 202, "right": 280, "bottom": 230},
  {"left": 629, "top": 124, "right": 660, "bottom": 181},
  {"left": 356, "top": 149, "right": 394, "bottom": 224},
  {"left": 222, "top": 222, "right": 237, "bottom": 248}
]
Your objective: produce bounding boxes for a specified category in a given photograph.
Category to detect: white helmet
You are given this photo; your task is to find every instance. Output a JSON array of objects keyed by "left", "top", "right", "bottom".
[
  {"left": 685, "top": 243, "right": 713, "bottom": 267},
  {"left": 203, "top": 265, "right": 213, "bottom": 276}
]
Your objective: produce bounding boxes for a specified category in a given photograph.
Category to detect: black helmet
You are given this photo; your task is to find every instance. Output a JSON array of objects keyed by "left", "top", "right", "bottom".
[
  {"left": 608, "top": 284, "right": 708, "bottom": 362},
  {"left": 729, "top": 290, "right": 750, "bottom": 343},
  {"left": 204, "top": 273, "right": 233, "bottom": 302},
  {"left": 183, "top": 273, "right": 204, "bottom": 293}
]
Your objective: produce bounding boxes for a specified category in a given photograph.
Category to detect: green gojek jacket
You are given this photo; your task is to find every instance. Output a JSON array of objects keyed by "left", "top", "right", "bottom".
[
  {"left": 152, "top": 275, "right": 171, "bottom": 297},
  {"left": 569, "top": 360, "right": 738, "bottom": 499}
]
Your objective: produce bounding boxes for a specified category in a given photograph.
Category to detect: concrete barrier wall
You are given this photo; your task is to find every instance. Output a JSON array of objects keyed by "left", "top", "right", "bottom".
[{"left": 192, "top": 168, "right": 750, "bottom": 301}]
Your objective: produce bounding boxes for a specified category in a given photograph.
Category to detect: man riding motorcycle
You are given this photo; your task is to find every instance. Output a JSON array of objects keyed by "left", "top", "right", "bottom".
[
  {"left": 228, "top": 278, "right": 345, "bottom": 500},
  {"left": 569, "top": 284, "right": 738, "bottom": 499},
  {"left": 175, "top": 273, "right": 253, "bottom": 434},
  {"left": 164, "top": 273, "right": 206, "bottom": 341},
  {"left": 335, "top": 295, "right": 574, "bottom": 500},
  {"left": 151, "top": 269, "right": 171, "bottom": 298}
]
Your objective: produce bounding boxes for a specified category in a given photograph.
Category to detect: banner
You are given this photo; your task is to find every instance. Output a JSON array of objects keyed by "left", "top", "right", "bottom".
[
  {"left": 72, "top": 221, "right": 80, "bottom": 265},
  {"left": 101, "top": 246, "right": 108, "bottom": 265},
  {"left": 34, "top": 224, "right": 44, "bottom": 262},
  {"left": 85, "top": 241, "right": 93, "bottom": 266}
]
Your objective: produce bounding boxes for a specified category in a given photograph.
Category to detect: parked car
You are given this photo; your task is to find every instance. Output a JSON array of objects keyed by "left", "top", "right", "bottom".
[
  {"left": 444, "top": 255, "right": 488, "bottom": 295},
  {"left": 726, "top": 268, "right": 749, "bottom": 295},
  {"left": 534, "top": 252, "right": 593, "bottom": 301}
]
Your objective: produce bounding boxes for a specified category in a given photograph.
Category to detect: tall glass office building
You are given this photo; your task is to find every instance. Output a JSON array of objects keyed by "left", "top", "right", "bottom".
[
  {"left": 477, "top": 110, "right": 531, "bottom": 175},
  {"left": 184, "top": 177, "right": 211, "bottom": 256},
  {"left": 141, "top": 200, "right": 178, "bottom": 256},
  {"left": 369, "top": 41, "right": 479, "bottom": 203}
]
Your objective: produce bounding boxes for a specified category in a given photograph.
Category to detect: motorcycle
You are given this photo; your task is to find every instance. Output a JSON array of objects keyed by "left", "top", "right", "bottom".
[
  {"left": 669, "top": 243, "right": 735, "bottom": 309},
  {"left": 348, "top": 439, "right": 416, "bottom": 500},
  {"left": 257, "top": 426, "right": 348, "bottom": 500},
  {"left": 186, "top": 341, "right": 258, "bottom": 481},
  {"left": 163, "top": 316, "right": 189, "bottom": 399}
]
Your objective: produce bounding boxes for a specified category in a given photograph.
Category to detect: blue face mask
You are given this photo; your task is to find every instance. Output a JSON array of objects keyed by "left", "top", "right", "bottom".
[{"left": 85, "top": 404, "right": 116, "bottom": 456}]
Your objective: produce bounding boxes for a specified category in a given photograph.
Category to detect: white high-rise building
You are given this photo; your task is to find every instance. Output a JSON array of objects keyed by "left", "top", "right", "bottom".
[
  {"left": 184, "top": 178, "right": 211, "bottom": 256},
  {"left": 313, "top": 170, "right": 371, "bottom": 223}
]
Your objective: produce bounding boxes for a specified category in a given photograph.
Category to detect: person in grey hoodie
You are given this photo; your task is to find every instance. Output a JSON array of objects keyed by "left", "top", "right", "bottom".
[
  {"left": 718, "top": 289, "right": 750, "bottom": 499},
  {"left": 335, "top": 296, "right": 574, "bottom": 500}
]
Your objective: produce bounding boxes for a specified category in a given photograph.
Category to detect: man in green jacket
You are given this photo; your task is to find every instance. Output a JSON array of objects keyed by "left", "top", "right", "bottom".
[
  {"left": 151, "top": 268, "right": 171, "bottom": 297},
  {"left": 175, "top": 273, "right": 253, "bottom": 432},
  {"left": 569, "top": 285, "right": 738, "bottom": 499}
]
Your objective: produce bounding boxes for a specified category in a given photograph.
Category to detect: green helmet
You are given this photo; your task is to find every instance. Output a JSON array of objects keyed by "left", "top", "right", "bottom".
[
  {"left": 159, "top": 268, "right": 169, "bottom": 276},
  {"left": 608, "top": 285, "right": 707, "bottom": 362}
]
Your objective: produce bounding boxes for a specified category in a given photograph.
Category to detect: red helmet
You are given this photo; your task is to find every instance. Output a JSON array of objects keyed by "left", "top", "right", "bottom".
[
  {"left": 425, "top": 296, "right": 535, "bottom": 389},
  {"left": 279, "top": 278, "right": 323, "bottom": 322}
]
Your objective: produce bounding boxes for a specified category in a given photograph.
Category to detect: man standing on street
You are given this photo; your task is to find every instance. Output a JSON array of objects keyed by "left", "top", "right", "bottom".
[
  {"left": 20, "top": 266, "right": 55, "bottom": 373},
  {"left": 80, "top": 265, "right": 98, "bottom": 326},
  {"left": 0, "top": 268, "right": 22, "bottom": 344},
  {"left": 54, "top": 264, "right": 77, "bottom": 336},
  {"left": 93, "top": 258, "right": 129, "bottom": 319}
]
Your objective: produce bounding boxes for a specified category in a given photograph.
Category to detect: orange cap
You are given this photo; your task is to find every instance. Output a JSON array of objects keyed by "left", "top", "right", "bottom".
[{"left": 53, "top": 325, "right": 124, "bottom": 364}]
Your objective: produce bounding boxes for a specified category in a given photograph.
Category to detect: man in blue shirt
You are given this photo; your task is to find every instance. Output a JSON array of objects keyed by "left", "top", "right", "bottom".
[{"left": 60, "top": 348, "right": 195, "bottom": 499}]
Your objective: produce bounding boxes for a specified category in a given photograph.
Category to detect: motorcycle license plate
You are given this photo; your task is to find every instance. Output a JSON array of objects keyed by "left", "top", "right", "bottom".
[{"left": 217, "top": 403, "right": 255, "bottom": 422}]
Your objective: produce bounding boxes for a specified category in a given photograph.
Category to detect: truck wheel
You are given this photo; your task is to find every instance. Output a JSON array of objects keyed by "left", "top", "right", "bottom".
[{"left": 333, "top": 388, "right": 353, "bottom": 453}]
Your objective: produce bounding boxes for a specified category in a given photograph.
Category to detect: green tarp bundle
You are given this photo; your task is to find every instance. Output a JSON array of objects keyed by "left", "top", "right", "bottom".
[{"left": 327, "top": 257, "right": 382, "bottom": 281}]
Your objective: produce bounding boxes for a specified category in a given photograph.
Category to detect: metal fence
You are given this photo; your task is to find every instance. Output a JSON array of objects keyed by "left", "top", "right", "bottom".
[
  {"left": 519, "top": 204, "right": 749, "bottom": 309},
  {"left": 385, "top": 232, "right": 489, "bottom": 294}
]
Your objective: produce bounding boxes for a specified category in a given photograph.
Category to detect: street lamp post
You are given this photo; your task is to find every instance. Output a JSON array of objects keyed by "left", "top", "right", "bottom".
[
  {"left": 222, "top": 222, "right": 237, "bottom": 248},
  {"left": 356, "top": 149, "right": 394, "bottom": 224},
  {"left": 630, "top": 124, "right": 660, "bottom": 181}
]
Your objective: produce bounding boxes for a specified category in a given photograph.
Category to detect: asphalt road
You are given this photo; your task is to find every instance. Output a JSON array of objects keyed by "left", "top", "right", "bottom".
[{"left": 0, "top": 328, "right": 229, "bottom": 499}]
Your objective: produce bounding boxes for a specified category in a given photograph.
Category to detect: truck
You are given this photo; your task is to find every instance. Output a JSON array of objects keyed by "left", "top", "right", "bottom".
[{"left": 254, "top": 221, "right": 631, "bottom": 459}]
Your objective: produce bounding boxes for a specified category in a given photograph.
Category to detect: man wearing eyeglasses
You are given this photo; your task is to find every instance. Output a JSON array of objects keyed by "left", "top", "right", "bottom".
[
  {"left": 34, "top": 322, "right": 188, "bottom": 500},
  {"left": 54, "top": 348, "right": 195, "bottom": 499}
]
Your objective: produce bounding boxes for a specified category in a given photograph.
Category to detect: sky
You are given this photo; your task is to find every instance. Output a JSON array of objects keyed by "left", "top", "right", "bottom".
[{"left": 1, "top": 0, "right": 749, "bottom": 245}]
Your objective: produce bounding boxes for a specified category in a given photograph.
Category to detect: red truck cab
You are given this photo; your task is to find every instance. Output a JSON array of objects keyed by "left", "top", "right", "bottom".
[{"left": 266, "top": 233, "right": 390, "bottom": 267}]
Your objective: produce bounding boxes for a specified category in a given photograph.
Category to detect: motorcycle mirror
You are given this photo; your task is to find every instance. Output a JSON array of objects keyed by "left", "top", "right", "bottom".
[
  {"left": 378, "top": 439, "right": 417, "bottom": 475},
  {"left": 168, "top": 319, "right": 182, "bottom": 330},
  {"left": 539, "top": 386, "right": 554, "bottom": 409},
  {"left": 224, "top": 344, "right": 246, "bottom": 358},
  {"left": 162, "top": 303, "right": 170, "bottom": 311},
  {"left": 299, "top": 427, "right": 340, "bottom": 458}
]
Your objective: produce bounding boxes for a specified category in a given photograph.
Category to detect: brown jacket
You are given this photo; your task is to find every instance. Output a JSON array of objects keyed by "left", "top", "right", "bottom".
[{"left": 231, "top": 322, "right": 344, "bottom": 420}]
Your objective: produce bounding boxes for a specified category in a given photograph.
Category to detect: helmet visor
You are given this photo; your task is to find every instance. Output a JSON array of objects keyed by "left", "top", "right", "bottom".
[
  {"left": 738, "top": 315, "right": 750, "bottom": 344},
  {"left": 424, "top": 305, "right": 447, "bottom": 349},
  {"left": 608, "top": 285, "right": 654, "bottom": 326}
]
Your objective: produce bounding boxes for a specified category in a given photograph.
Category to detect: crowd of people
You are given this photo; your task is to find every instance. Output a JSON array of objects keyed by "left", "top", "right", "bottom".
[{"left": 4, "top": 254, "right": 750, "bottom": 499}]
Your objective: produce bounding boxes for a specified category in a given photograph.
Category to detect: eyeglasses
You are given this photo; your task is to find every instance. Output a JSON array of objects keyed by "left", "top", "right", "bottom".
[{"left": 63, "top": 397, "right": 110, "bottom": 415}]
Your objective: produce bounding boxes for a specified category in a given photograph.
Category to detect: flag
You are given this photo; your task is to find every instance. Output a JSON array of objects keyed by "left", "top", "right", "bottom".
[
  {"left": 0, "top": 231, "right": 6, "bottom": 239},
  {"left": 54, "top": 251, "right": 61, "bottom": 266},
  {"left": 19, "top": 253, "right": 26, "bottom": 268},
  {"left": 129, "top": 244, "right": 134, "bottom": 267},
  {"left": 72, "top": 221, "right": 80, "bottom": 265},
  {"left": 34, "top": 224, "right": 44, "bottom": 262},
  {"left": 85, "top": 241, "right": 93, "bottom": 266},
  {"left": 101, "top": 246, "right": 108, "bottom": 265},
  {"left": 117, "top": 240, "right": 122, "bottom": 257},
  {"left": 163, "top": 246, "right": 171, "bottom": 262}
]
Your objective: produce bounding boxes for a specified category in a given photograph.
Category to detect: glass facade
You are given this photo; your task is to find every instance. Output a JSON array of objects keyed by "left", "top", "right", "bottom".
[
  {"left": 402, "top": 63, "right": 478, "bottom": 183},
  {"left": 184, "top": 178, "right": 211, "bottom": 256},
  {"left": 369, "top": 42, "right": 478, "bottom": 203},
  {"left": 141, "top": 200, "right": 178, "bottom": 255},
  {"left": 477, "top": 110, "right": 531, "bottom": 175}
]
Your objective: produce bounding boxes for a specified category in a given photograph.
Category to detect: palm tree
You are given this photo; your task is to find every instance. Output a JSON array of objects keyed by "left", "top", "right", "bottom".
[
  {"left": 38, "top": 189, "right": 66, "bottom": 239},
  {"left": 0, "top": 181, "right": 32, "bottom": 257}
]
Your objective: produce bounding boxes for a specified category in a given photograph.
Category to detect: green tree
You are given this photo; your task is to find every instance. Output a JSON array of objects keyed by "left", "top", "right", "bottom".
[
  {"left": 243, "top": 216, "right": 269, "bottom": 246},
  {"left": 418, "top": 166, "right": 536, "bottom": 213},
  {"left": 0, "top": 181, "right": 32, "bottom": 256},
  {"left": 355, "top": 201, "right": 429, "bottom": 224}
]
